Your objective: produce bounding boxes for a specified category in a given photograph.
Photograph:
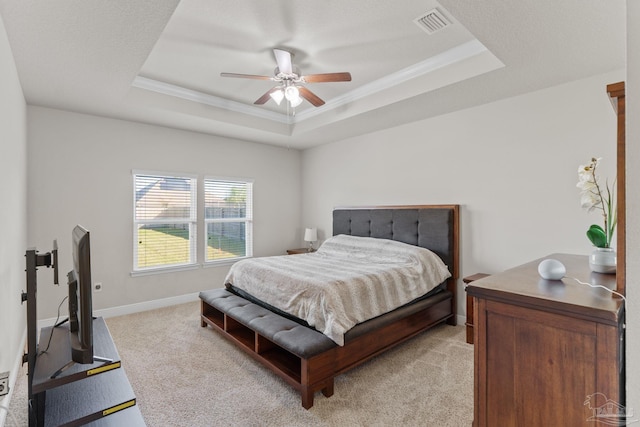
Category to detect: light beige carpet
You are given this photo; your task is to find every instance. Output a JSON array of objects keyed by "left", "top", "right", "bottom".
[{"left": 7, "top": 302, "right": 473, "bottom": 426}]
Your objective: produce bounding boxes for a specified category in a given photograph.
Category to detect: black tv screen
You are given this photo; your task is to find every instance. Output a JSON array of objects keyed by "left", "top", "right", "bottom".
[{"left": 68, "top": 225, "right": 94, "bottom": 364}]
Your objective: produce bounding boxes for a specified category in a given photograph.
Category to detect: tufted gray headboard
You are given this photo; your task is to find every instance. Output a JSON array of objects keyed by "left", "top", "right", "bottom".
[{"left": 333, "top": 205, "right": 459, "bottom": 280}]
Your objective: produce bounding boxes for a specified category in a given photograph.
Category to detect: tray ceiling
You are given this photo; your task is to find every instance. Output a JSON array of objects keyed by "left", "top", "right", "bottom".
[{"left": 0, "top": 0, "right": 625, "bottom": 149}]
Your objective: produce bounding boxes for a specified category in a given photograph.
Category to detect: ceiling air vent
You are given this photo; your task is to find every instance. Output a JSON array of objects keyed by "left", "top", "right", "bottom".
[{"left": 414, "top": 8, "right": 451, "bottom": 35}]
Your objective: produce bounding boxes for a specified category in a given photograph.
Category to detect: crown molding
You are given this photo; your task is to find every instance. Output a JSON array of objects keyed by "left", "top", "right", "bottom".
[{"left": 132, "top": 39, "right": 491, "bottom": 125}]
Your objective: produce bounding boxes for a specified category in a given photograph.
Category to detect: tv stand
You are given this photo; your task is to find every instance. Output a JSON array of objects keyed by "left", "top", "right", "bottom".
[
  {"left": 23, "top": 247, "right": 145, "bottom": 426},
  {"left": 32, "top": 318, "right": 143, "bottom": 425}
]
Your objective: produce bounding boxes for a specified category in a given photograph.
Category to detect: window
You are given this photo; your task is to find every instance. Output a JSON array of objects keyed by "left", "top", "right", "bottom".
[
  {"left": 133, "top": 172, "right": 197, "bottom": 271},
  {"left": 204, "top": 178, "right": 253, "bottom": 263}
]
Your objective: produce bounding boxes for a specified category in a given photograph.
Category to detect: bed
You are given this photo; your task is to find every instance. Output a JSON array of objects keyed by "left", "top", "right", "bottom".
[{"left": 199, "top": 205, "right": 459, "bottom": 408}]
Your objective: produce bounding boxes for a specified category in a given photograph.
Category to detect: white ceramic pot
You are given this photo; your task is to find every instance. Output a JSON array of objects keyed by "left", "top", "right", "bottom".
[{"left": 589, "top": 247, "right": 617, "bottom": 274}]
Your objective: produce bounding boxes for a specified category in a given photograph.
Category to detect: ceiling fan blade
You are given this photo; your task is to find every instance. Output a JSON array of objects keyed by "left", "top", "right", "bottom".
[
  {"left": 273, "top": 49, "right": 293, "bottom": 74},
  {"left": 220, "top": 72, "right": 272, "bottom": 80},
  {"left": 302, "top": 72, "right": 352, "bottom": 83},
  {"left": 298, "top": 86, "right": 325, "bottom": 107},
  {"left": 254, "top": 87, "right": 280, "bottom": 105}
]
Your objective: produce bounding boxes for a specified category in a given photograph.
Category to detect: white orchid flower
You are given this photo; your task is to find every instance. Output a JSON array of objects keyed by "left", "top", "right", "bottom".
[{"left": 577, "top": 157, "right": 615, "bottom": 248}]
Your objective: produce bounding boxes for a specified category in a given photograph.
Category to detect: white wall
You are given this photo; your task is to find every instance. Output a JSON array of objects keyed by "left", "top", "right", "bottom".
[
  {"left": 0, "top": 11, "right": 27, "bottom": 422},
  {"left": 27, "top": 107, "right": 302, "bottom": 319},
  {"left": 302, "top": 70, "right": 623, "bottom": 319},
  {"left": 626, "top": 0, "right": 639, "bottom": 414}
]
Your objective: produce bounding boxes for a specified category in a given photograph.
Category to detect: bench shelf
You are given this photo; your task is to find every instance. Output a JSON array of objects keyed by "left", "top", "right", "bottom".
[{"left": 201, "top": 304, "right": 304, "bottom": 384}]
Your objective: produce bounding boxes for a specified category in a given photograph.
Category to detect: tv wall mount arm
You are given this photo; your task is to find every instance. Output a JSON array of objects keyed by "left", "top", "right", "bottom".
[{"left": 22, "top": 241, "right": 58, "bottom": 427}]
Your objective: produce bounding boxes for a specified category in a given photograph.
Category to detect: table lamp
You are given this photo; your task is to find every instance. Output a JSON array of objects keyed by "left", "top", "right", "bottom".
[{"left": 304, "top": 228, "right": 317, "bottom": 252}]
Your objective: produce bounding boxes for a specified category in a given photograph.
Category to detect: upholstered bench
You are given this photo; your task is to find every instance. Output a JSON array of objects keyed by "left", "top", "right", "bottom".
[
  {"left": 199, "top": 288, "right": 336, "bottom": 359},
  {"left": 199, "top": 288, "right": 338, "bottom": 408}
]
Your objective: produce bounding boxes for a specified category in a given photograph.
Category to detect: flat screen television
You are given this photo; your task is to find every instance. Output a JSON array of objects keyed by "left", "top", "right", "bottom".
[{"left": 68, "top": 224, "right": 94, "bottom": 364}]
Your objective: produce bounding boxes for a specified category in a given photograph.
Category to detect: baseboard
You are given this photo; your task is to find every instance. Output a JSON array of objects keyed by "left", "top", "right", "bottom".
[
  {"left": 1, "top": 326, "right": 27, "bottom": 427},
  {"left": 37, "top": 292, "right": 201, "bottom": 330},
  {"left": 456, "top": 313, "right": 465, "bottom": 327}
]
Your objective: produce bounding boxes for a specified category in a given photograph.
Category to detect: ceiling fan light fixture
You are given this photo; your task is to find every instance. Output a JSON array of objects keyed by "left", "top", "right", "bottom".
[
  {"left": 289, "top": 95, "right": 303, "bottom": 108},
  {"left": 284, "top": 85, "right": 300, "bottom": 101},
  {"left": 221, "top": 48, "right": 349, "bottom": 109},
  {"left": 270, "top": 88, "right": 284, "bottom": 105}
]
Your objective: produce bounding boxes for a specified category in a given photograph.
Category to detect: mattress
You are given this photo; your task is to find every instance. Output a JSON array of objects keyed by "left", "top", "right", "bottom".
[{"left": 224, "top": 234, "right": 452, "bottom": 345}]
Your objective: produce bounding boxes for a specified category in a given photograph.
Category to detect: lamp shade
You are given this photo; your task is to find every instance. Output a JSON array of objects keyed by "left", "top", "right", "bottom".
[
  {"left": 289, "top": 95, "right": 303, "bottom": 108},
  {"left": 284, "top": 85, "right": 300, "bottom": 101},
  {"left": 269, "top": 89, "right": 284, "bottom": 105},
  {"left": 304, "top": 228, "right": 317, "bottom": 242}
]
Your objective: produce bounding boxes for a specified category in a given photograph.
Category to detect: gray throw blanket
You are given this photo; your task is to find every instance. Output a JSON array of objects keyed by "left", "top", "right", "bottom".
[{"left": 224, "top": 234, "right": 451, "bottom": 345}]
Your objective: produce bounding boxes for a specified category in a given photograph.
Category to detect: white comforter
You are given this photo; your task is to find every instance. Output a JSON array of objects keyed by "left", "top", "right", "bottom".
[{"left": 224, "top": 234, "right": 451, "bottom": 346}]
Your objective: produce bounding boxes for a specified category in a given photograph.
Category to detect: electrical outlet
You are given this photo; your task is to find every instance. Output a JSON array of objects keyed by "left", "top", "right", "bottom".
[
  {"left": 94, "top": 282, "right": 103, "bottom": 292},
  {"left": 0, "top": 371, "right": 9, "bottom": 397}
]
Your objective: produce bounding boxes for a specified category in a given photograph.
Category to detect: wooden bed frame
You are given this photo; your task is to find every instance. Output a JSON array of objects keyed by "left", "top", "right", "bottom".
[{"left": 200, "top": 205, "right": 459, "bottom": 408}]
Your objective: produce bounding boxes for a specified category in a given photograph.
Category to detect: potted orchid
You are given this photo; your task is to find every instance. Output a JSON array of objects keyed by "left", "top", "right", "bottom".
[{"left": 577, "top": 157, "right": 617, "bottom": 273}]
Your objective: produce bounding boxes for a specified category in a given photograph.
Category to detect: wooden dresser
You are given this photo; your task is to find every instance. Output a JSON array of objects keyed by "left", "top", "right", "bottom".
[{"left": 467, "top": 254, "right": 625, "bottom": 427}]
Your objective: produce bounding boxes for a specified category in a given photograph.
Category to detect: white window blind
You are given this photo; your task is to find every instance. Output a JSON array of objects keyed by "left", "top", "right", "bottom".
[
  {"left": 133, "top": 172, "right": 197, "bottom": 271},
  {"left": 204, "top": 178, "right": 253, "bottom": 262}
]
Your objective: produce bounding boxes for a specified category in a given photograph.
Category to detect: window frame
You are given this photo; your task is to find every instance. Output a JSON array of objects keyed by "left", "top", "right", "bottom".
[
  {"left": 203, "top": 176, "right": 254, "bottom": 266},
  {"left": 132, "top": 170, "right": 198, "bottom": 275}
]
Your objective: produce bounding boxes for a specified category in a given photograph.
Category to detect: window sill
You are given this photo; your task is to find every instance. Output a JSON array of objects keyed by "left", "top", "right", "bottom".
[
  {"left": 130, "top": 263, "right": 200, "bottom": 277},
  {"left": 203, "top": 256, "right": 251, "bottom": 268},
  {"left": 130, "top": 257, "right": 251, "bottom": 277}
]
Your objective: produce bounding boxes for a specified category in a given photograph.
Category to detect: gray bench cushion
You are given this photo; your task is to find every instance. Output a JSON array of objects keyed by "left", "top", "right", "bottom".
[{"left": 200, "top": 288, "right": 336, "bottom": 358}]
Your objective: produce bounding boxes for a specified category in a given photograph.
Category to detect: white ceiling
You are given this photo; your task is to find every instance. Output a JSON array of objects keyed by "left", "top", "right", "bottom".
[{"left": 0, "top": 0, "right": 626, "bottom": 149}]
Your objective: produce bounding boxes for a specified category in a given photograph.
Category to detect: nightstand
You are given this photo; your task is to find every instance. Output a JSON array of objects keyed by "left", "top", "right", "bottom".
[
  {"left": 462, "top": 273, "right": 489, "bottom": 344},
  {"left": 286, "top": 248, "right": 315, "bottom": 255}
]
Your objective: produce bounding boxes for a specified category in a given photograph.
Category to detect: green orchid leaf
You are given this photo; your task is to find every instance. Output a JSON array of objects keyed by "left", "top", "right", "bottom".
[
  {"left": 588, "top": 224, "right": 605, "bottom": 233},
  {"left": 587, "top": 225, "right": 607, "bottom": 248}
]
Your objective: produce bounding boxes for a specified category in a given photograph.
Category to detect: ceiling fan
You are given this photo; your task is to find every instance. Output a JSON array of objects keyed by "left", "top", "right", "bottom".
[{"left": 220, "top": 48, "right": 352, "bottom": 108}]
